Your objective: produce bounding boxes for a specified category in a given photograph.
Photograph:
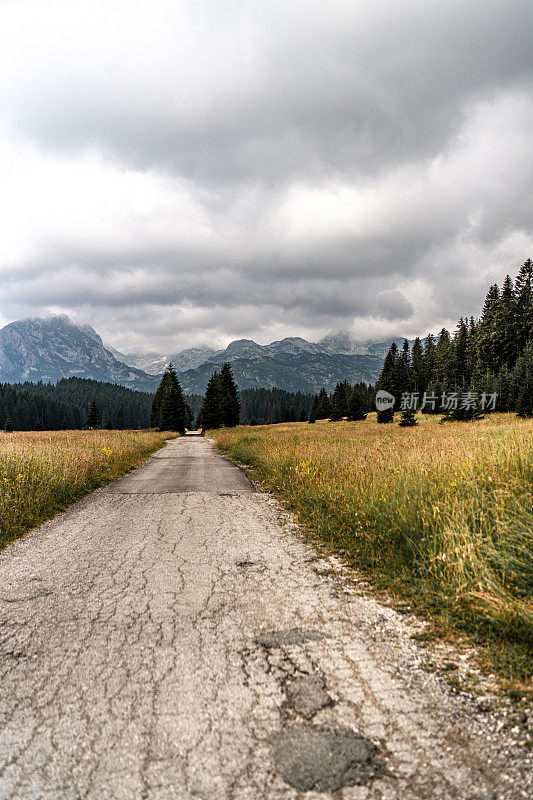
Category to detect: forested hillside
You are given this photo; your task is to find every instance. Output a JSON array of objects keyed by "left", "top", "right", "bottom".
[
  {"left": 0, "top": 378, "right": 154, "bottom": 430},
  {"left": 0, "top": 384, "right": 83, "bottom": 431},
  {"left": 16, "top": 378, "right": 154, "bottom": 429},
  {"left": 376, "top": 259, "right": 533, "bottom": 416},
  {"left": 240, "top": 388, "right": 314, "bottom": 424}
]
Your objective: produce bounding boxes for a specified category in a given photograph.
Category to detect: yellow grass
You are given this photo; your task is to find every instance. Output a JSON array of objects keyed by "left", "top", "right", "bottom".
[
  {"left": 211, "top": 413, "right": 533, "bottom": 687},
  {"left": 0, "top": 429, "right": 174, "bottom": 548}
]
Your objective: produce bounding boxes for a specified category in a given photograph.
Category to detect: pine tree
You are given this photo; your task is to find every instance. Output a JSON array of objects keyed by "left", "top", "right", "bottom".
[
  {"left": 491, "top": 275, "right": 517, "bottom": 369},
  {"left": 514, "top": 258, "right": 533, "bottom": 355},
  {"left": 105, "top": 418, "right": 114, "bottom": 430},
  {"left": 330, "top": 381, "right": 350, "bottom": 420},
  {"left": 155, "top": 364, "right": 187, "bottom": 433},
  {"left": 398, "top": 408, "right": 418, "bottom": 426},
  {"left": 377, "top": 407, "right": 394, "bottom": 423},
  {"left": 453, "top": 318, "right": 469, "bottom": 386},
  {"left": 316, "top": 387, "right": 331, "bottom": 419},
  {"left": 347, "top": 384, "right": 367, "bottom": 420},
  {"left": 394, "top": 339, "right": 413, "bottom": 395},
  {"left": 150, "top": 370, "right": 170, "bottom": 428},
  {"left": 477, "top": 284, "right": 500, "bottom": 372},
  {"left": 4, "top": 415, "right": 13, "bottom": 432},
  {"left": 377, "top": 342, "right": 399, "bottom": 398},
  {"left": 298, "top": 408, "right": 308, "bottom": 422},
  {"left": 514, "top": 342, "right": 533, "bottom": 417},
  {"left": 422, "top": 334, "right": 436, "bottom": 390},
  {"left": 411, "top": 337, "right": 425, "bottom": 393},
  {"left": 435, "top": 328, "right": 454, "bottom": 387},
  {"left": 115, "top": 407, "right": 125, "bottom": 429},
  {"left": 198, "top": 371, "right": 222, "bottom": 430},
  {"left": 87, "top": 397, "right": 101, "bottom": 428},
  {"left": 219, "top": 363, "right": 240, "bottom": 427},
  {"left": 466, "top": 317, "right": 478, "bottom": 379},
  {"left": 329, "top": 400, "right": 342, "bottom": 421},
  {"left": 442, "top": 404, "right": 484, "bottom": 422}
]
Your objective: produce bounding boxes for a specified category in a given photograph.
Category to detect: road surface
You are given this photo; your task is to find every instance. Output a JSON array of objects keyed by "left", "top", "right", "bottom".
[{"left": 0, "top": 434, "right": 530, "bottom": 799}]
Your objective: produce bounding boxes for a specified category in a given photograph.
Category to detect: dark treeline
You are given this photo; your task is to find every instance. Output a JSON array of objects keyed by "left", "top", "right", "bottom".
[
  {"left": 240, "top": 388, "right": 314, "bottom": 424},
  {"left": 376, "top": 259, "right": 533, "bottom": 418},
  {"left": 307, "top": 381, "right": 374, "bottom": 423},
  {"left": 14, "top": 377, "right": 154, "bottom": 429},
  {"left": 0, "top": 383, "right": 83, "bottom": 431},
  {"left": 0, "top": 374, "right": 204, "bottom": 432}
]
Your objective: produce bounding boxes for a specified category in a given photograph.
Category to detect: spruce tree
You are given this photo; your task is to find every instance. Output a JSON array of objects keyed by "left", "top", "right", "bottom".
[
  {"left": 466, "top": 317, "right": 478, "bottom": 379},
  {"left": 442, "top": 404, "right": 484, "bottom": 422},
  {"left": 198, "top": 371, "right": 222, "bottom": 430},
  {"left": 422, "top": 334, "right": 436, "bottom": 391},
  {"left": 477, "top": 284, "right": 500, "bottom": 372},
  {"left": 87, "top": 397, "right": 101, "bottom": 428},
  {"left": 155, "top": 364, "right": 187, "bottom": 433},
  {"left": 150, "top": 371, "right": 169, "bottom": 428},
  {"left": 394, "top": 339, "right": 413, "bottom": 395},
  {"left": 514, "top": 258, "right": 533, "bottom": 355},
  {"left": 492, "top": 275, "right": 517, "bottom": 369},
  {"left": 316, "top": 387, "right": 331, "bottom": 419},
  {"left": 398, "top": 408, "right": 418, "bottom": 426},
  {"left": 376, "top": 342, "right": 400, "bottom": 401},
  {"left": 411, "top": 337, "right": 425, "bottom": 394},
  {"left": 514, "top": 342, "right": 533, "bottom": 417},
  {"left": 219, "top": 363, "right": 240, "bottom": 427},
  {"left": 377, "top": 407, "right": 394, "bottom": 423},
  {"left": 453, "top": 318, "right": 469, "bottom": 386},
  {"left": 435, "top": 328, "right": 454, "bottom": 387},
  {"left": 330, "top": 381, "right": 350, "bottom": 420},
  {"left": 308, "top": 395, "right": 319, "bottom": 423},
  {"left": 347, "top": 384, "right": 367, "bottom": 420}
]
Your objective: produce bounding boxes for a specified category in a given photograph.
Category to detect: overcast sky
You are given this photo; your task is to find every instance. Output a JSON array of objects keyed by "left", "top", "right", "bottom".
[{"left": 0, "top": 0, "right": 532, "bottom": 353}]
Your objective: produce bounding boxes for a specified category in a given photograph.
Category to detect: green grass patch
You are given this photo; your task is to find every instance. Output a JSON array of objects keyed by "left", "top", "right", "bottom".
[
  {"left": 210, "top": 414, "right": 533, "bottom": 692},
  {"left": 0, "top": 429, "right": 175, "bottom": 549}
]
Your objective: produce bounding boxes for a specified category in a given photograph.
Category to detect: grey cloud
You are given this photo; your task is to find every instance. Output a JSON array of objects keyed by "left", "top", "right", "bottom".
[
  {"left": 0, "top": 0, "right": 532, "bottom": 351},
  {"left": 3, "top": 1, "right": 532, "bottom": 186},
  {"left": 376, "top": 291, "right": 414, "bottom": 321}
]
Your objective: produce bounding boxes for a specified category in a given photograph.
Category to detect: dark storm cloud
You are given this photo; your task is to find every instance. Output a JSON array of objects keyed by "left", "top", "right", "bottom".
[{"left": 0, "top": 0, "right": 532, "bottom": 350}]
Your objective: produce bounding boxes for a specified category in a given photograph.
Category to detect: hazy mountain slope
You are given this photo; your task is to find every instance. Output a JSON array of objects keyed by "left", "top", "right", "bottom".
[
  {"left": 111, "top": 346, "right": 217, "bottom": 375},
  {"left": 0, "top": 316, "right": 157, "bottom": 391},
  {"left": 0, "top": 315, "right": 404, "bottom": 394},
  {"left": 178, "top": 352, "right": 384, "bottom": 394}
]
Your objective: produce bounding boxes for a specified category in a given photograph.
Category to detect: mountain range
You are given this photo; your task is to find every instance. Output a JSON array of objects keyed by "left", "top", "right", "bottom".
[{"left": 0, "top": 315, "right": 407, "bottom": 394}]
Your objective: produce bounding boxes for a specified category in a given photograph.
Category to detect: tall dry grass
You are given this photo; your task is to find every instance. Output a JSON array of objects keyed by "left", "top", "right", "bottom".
[
  {"left": 0, "top": 429, "right": 173, "bottom": 548},
  {"left": 211, "top": 414, "right": 533, "bottom": 685}
]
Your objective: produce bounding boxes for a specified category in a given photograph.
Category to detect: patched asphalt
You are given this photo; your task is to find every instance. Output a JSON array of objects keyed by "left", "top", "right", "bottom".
[{"left": 0, "top": 434, "right": 530, "bottom": 799}]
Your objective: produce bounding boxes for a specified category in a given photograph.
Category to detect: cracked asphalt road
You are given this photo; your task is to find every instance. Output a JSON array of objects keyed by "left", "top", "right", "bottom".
[{"left": 0, "top": 434, "right": 530, "bottom": 799}]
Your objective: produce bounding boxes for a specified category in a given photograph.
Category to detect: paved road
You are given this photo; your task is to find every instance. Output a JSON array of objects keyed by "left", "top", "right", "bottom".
[{"left": 0, "top": 435, "right": 530, "bottom": 799}]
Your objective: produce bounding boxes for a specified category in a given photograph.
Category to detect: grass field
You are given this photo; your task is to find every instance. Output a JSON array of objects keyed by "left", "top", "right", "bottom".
[
  {"left": 0, "top": 429, "right": 174, "bottom": 550},
  {"left": 211, "top": 414, "right": 533, "bottom": 690}
]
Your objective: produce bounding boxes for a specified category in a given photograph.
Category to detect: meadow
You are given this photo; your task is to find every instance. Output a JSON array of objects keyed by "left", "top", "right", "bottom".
[
  {"left": 0, "top": 429, "right": 173, "bottom": 549},
  {"left": 211, "top": 414, "right": 533, "bottom": 689}
]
